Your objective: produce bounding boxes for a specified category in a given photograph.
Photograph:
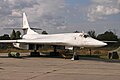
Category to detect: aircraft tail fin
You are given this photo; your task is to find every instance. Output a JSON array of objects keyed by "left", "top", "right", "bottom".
[
  {"left": 23, "top": 13, "right": 30, "bottom": 29},
  {"left": 22, "top": 13, "right": 38, "bottom": 35}
]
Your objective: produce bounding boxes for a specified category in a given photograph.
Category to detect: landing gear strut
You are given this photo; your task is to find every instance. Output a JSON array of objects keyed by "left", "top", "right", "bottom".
[{"left": 71, "top": 47, "right": 79, "bottom": 60}]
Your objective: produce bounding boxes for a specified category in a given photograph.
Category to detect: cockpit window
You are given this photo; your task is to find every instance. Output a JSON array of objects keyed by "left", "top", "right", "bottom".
[
  {"left": 83, "top": 34, "right": 89, "bottom": 38},
  {"left": 79, "top": 33, "right": 90, "bottom": 38}
]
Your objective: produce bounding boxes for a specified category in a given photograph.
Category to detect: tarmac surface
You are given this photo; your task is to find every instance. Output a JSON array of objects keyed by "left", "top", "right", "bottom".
[{"left": 0, "top": 53, "right": 120, "bottom": 80}]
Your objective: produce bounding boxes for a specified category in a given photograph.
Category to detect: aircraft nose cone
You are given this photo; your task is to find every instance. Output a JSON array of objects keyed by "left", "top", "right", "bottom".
[
  {"left": 96, "top": 41, "right": 107, "bottom": 47},
  {"left": 84, "top": 38, "right": 107, "bottom": 47},
  {"left": 89, "top": 40, "right": 107, "bottom": 47},
  {"left": 101, "top": 42, "right": 107, "bottom": 46}
]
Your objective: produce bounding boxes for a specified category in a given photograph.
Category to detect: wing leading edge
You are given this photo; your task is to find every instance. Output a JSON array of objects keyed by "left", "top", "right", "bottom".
[
  {"left": 17, "top": 39, "right": 67, "bottom": 45},
  {"left": 0, "top": 38, "right": 68, "bottom": 46},
  {"left": 0, "top": 40, "right": 17, "bottom": 43}
]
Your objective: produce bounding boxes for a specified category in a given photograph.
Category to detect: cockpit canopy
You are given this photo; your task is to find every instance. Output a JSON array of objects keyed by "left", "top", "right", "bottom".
[
  {"left": 83, "top": 34, "right": 90, "bottom": 38},
  {"left": 79, "top": 33, "right": 90, "bottom": 38}
]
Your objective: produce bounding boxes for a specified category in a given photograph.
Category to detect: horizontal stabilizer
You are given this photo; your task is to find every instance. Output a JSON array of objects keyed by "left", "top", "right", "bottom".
[{"left": 4, "top": 28, "right": 42, "bottom": 30}]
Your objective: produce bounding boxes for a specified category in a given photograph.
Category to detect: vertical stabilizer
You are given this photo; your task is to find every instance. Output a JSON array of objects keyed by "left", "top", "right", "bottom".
[
  {"left": 23, "top": 13, "right": 30, "bottom": 29},
  {"left": 22, "top": 13, "right": 38, "bottom": 35}
]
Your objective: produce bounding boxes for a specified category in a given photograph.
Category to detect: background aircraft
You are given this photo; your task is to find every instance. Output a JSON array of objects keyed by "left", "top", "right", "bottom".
[{"left": 0, "top": 13, "right": 107, "bottom": 59}]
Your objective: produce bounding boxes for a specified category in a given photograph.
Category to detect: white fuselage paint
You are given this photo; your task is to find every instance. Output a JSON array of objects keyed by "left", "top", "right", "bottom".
[{"left": 22, "top": 33, "right": 107, "bottom": 48}]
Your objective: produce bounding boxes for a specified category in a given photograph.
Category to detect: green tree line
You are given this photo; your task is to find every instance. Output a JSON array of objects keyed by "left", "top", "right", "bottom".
[
  {"left": 0, "top": 29, "right": 21, "bottom": 40},
  {"left": 87, "top": 30, "right": 119, "bottom": 41}
]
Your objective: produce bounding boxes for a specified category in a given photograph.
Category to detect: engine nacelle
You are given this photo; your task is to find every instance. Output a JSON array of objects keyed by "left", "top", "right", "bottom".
[{"left": 13, "top": 43, "right": 29, "bottom": 50}]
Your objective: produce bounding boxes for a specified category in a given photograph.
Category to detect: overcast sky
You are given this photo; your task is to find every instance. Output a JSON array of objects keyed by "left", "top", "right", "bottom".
[{"left": 0, "top": 0, "right": 120, "bottom": 37}]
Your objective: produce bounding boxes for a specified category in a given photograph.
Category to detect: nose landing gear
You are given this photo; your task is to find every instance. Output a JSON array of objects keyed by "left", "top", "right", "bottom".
[{"left": 71, "top": 47, "right": 79, "bottom": 60}]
